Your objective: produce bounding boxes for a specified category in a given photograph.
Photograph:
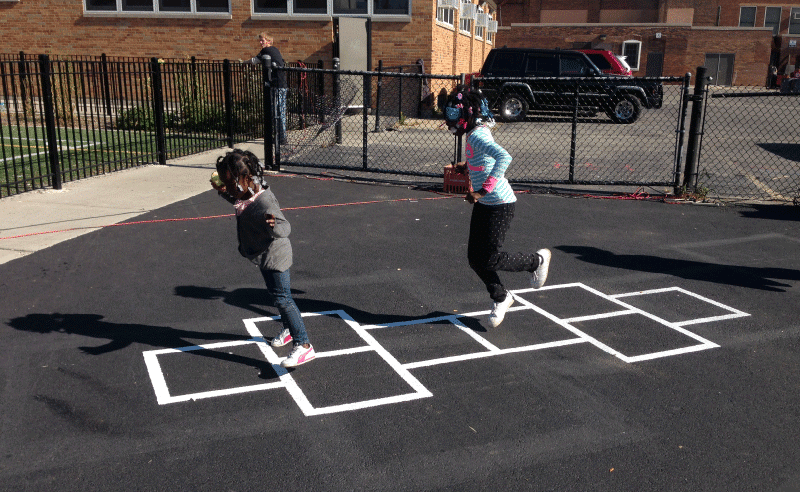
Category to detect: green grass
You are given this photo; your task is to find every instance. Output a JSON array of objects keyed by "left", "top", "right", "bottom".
[{"left": 1, "top": 124, "right": 225, "bottom": 197}]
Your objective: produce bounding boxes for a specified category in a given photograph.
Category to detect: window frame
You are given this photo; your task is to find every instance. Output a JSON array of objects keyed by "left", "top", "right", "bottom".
[
  {"left": 738, "top": 6, "right": 756, "bottom": 27},
  {"left": 790, "top": 7, "right": 800, "bottom": 35},
  {"left": 622, "top": 40, "right": 641, "bottom": 71},
  {"left": 84, "top": 0, "right": 232, "bottom": 17},
  {"left": 251, "top": 0, "right": 412, "bottom": 21},
  {"left": 436, "top": 5, "right": 455, "bottom": 28},
  {"left": 764, "top": 6, "right": 781, "bottom": 35},
  {"left": 458, "top": 1, "right": 475, "bottom": 36}
]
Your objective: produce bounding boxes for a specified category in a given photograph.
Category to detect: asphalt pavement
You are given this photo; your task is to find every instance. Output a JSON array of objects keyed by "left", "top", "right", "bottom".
[{"left": 1, "top": 143, "right": 800, "bottom": 491}]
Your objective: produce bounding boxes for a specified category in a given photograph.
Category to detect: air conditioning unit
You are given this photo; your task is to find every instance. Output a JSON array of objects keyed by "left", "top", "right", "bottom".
[
  {"left": 475, "top": 12, "right": 489, "bottom": 27},
  {"left": 794, "top": 11, "right": 800, "bottom": 20},
  {"left": 437, "top": 0, "right": 459, "bottom": 10},
  {"left": 488, "top": 20, "right": 498, "bottom": 33},
  {"left": 459, "top": 2, "right": 477, "bottom": 19}
]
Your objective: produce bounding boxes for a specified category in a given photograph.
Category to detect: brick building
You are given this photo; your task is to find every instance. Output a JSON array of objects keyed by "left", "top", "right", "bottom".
[{"left": 0, "top": 0, "right": 798, "bottom": 85}]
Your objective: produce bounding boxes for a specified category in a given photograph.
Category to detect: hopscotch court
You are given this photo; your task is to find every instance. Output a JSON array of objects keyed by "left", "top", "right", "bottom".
[{"left": 143, "top": 282, "right": 749, "bottom": 416}]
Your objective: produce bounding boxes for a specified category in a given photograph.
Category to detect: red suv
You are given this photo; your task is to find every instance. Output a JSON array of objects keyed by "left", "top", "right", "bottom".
[{"left": 576, "top": 49, "right": 632, "bottom": 76}]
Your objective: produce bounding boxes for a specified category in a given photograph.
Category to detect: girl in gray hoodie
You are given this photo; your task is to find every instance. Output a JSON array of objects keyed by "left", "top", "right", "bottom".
[{"left": 213, "top": 149, "right": 314, "bottom": 368}]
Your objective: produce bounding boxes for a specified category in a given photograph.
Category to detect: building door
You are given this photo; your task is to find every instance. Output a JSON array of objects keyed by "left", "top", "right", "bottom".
[
  {"left": 333, "top": 17, "right": 371, "bottom": 108},
  {"left": 704, "top": 54, "right": 735, "bottom": 86},
  {"left": 645, "top": 52, "right": 664, "bottom": 76}
]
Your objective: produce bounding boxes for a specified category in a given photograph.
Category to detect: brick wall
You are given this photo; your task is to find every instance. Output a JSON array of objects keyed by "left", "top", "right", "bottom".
[
  {"left": 0, "top": 0, "right": 443, "bottom": 70},
  {"left": 495, "top": 24, "right": 773, "bottom": 85}
]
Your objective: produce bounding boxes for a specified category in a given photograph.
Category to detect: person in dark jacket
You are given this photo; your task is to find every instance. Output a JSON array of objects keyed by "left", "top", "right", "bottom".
[
  {"left": 247, "top": 33, "right": 288, "bottom": 145},
  {"left": 211, "top": 149, "right": 314, "bottom": 368}
]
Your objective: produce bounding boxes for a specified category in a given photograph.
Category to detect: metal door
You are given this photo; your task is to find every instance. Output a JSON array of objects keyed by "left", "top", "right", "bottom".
[
  {"left": 704, "top": 54, "right": 735, "bottom": 86},
  {"left": 645, "top": 52, "right": 664, "bottom": 77}
]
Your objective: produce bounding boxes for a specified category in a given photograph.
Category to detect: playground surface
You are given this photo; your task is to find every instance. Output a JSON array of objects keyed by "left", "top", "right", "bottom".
[{"left": 1, "top": 146, "right": 799, "bottom": 491}]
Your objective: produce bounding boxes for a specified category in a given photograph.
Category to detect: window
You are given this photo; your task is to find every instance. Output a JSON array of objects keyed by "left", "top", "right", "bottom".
[
  {"left": 560, "top": 56, "right": 590, "bottom": 76},
  {"left": 622, "top": 40, "right": 641, "bottom": 71},
  {"left": 584, "top": 53, "right": 611, "bottom": 70},
  {"left": 765, "top": 7, "right": 781, "bottom": 35},
  {"left": 85, "top": 0, "right": 229, "bottom": 13},
  {"left": 374, "top": 0, "right": 405, "bottom": 15},
  {"left": 334, "top": 0, "right": 367, "bottom": 14},
  {"left": 738, "top": 6, "right": 756, "bottom": 27},
  {"left": 437, "top": 6, "right": 455, "bottom": 26},
  {"left": 251, "top": 0, "right": 408, "bottom": 17},
  {"left": 459, "top": 1, "right": 475, "bottom": 34},
  {"left": 790, "top": 7, "right": 800, "bottom": 35},
  {"left": 524, "top": 54, "right": 558, "bottom": 76},
  {"left": 490, "top": 51, "right": 524, "bottom": 76}
]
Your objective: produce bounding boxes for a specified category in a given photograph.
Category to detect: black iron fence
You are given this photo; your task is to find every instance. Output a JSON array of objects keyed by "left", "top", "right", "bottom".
[{"left": 2, "top": 54, "right": 799, "bottom": 203}]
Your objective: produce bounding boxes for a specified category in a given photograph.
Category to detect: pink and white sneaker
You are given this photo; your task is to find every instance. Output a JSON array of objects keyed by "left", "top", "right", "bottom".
[
  {"left": 280, "top": 344, "right": 316, "bottom": 368},
  {"left": 271, "top": 328, "right": 292, "bottom": 348}
]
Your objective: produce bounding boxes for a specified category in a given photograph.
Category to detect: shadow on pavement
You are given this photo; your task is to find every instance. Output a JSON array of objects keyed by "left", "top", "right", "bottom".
[
  {"left": 557, "top": 245, "right": 800, "bottom": 292},
  {"left": 6, "top": 312, "right": 277, "bottom": 379},
  {"left": 174, "top": 285, "right": 452, "bottom": 327}
]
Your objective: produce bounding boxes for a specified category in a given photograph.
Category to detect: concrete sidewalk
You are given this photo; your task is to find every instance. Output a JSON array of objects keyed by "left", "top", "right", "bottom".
[{"left": 0, "top": 144, "right": 250, "bottom": 266}]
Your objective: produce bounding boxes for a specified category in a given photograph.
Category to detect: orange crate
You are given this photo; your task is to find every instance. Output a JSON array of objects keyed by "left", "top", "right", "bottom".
[{"left": 443, "top": 165, "right": 472, "bottom": 194}]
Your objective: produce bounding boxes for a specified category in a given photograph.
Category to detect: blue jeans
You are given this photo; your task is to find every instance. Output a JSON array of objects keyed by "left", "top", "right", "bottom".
[
  {"left": 275, "top": 87, "right": 287, "bottom": 143},
  {"left": 259, "top": 267, "right": 309, "bottom": 346}
]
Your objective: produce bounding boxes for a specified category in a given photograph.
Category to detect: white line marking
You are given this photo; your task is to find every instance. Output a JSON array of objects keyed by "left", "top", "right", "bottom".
[
  {"left": 403, "top": 338, "right": 586, "bottom": 370},
  {"left": 142, "top": 283, "right": 750, "bottom": 414}
]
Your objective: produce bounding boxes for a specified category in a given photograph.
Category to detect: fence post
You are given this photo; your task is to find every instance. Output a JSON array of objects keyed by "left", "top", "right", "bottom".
[
  {"left": 682, "top": 66, "right": 708, "bottom": 191},
  {"left": 397, "top": 66, "right": 403, "bottom": 120},
  {"left": 416, "top": 59, "right": 424, "bottom": 117},
  {"left": 569, "top": 80, "right": 579, "bottom": 183},
  {"left": 373, "top": 60, "right": 383, "bottom": 132},
  {"left": 150, "top": 57, "right": 167, "bottom": 165},
  {"left": 333, "top": 57, "right": 342, "bottom": 144},
  {"left": 362, "top": 72, "right": 369, "bottom": 169},
  {"left": 18, "top": 51, "right": 28, "bottom": 113},
  {"left": 317, "top": 59, "right": 325, "bottom": 126},
  {"left": 262, "top": 55, "right": 275, "bottom": 171},
  {"left": 672, "top": 72, "right": 692, "bottom": 194},
  {"left": 101, "top": 53, "right": 112, "bottom": 116},
  {"left": 39, "top": 55, "right": 62, "bottom": 190},
  {"left": 223, "top": 59, "right": 234, "bottom": 148}
]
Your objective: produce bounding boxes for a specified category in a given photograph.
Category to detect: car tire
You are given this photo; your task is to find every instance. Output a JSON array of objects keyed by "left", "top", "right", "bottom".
[
  {"left": 499, "top": 94, "right": 528, "bottom": 122},
  {"left": 606, "top": 95, "right": 641, "bottom": 124}
]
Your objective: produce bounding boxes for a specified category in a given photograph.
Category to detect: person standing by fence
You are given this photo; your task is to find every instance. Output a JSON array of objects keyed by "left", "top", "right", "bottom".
[{"left": 246, "top": 33, "right": 288, "bottom": 145}]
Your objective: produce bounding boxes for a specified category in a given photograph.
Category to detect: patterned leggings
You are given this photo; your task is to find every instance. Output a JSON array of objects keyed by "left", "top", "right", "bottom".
[{"left": 468, "top": 202, "right": 540, "bottom": 302}]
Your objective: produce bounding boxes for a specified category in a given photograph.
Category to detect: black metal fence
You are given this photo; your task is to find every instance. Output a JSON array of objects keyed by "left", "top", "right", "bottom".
[
  {"left": 0, "top": 54, "right": 324, "bottom": 197},
  {"left": 2, "top": 54, "right": 799, "bottom": 203}
]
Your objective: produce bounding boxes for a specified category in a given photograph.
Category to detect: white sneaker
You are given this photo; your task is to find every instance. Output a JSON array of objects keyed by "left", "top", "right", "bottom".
[
  {"left": 281, "top": 344, "right": 316, "bottom": 368},
  {"left": 270, "top": 328, "right": 292, "bottom": 347},
  {"left": 487, "top": 293, "right": 514, "bottom": 328},
  {"left": 530, "top": 248, "right": 551, "bottom": 289}
]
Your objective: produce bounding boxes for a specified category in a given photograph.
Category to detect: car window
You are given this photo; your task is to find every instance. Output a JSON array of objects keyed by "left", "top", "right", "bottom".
[
  {"left": 585, "top": 53, "right": 612, "bottom": 70},
  {"left": 560, "top": 56, "right": 590, "bottom": 76},
  {"left": 525, "top": 54, "right": 558, "bottom": 76},
  {"left": 487, "top": 52, "right": 525, "bottom": 76}
]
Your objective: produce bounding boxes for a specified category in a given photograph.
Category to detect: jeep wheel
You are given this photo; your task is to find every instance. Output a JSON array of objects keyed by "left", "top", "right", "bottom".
[
  {"left": 499, "top": 94, "right": 528, "bottom": 122},
  {"left": 606, "top": 95, "right": 641, "bottom": 124}
]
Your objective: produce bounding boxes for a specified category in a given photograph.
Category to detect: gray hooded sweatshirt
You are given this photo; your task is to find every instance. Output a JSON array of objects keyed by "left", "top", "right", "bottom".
[{"left": 236, "top": 187, "right": 292, "bottom": 272}]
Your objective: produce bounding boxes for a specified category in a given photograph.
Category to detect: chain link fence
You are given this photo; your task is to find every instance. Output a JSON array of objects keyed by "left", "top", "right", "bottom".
[
  {"left": 697, "top": 86, "right": 800, "bottom": 203},
  {"left": 281, "top": 70, "right": 689, "bottom": 189},
  {"left": 2, "top": 54, "right": 799, "bottom": 204}
]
